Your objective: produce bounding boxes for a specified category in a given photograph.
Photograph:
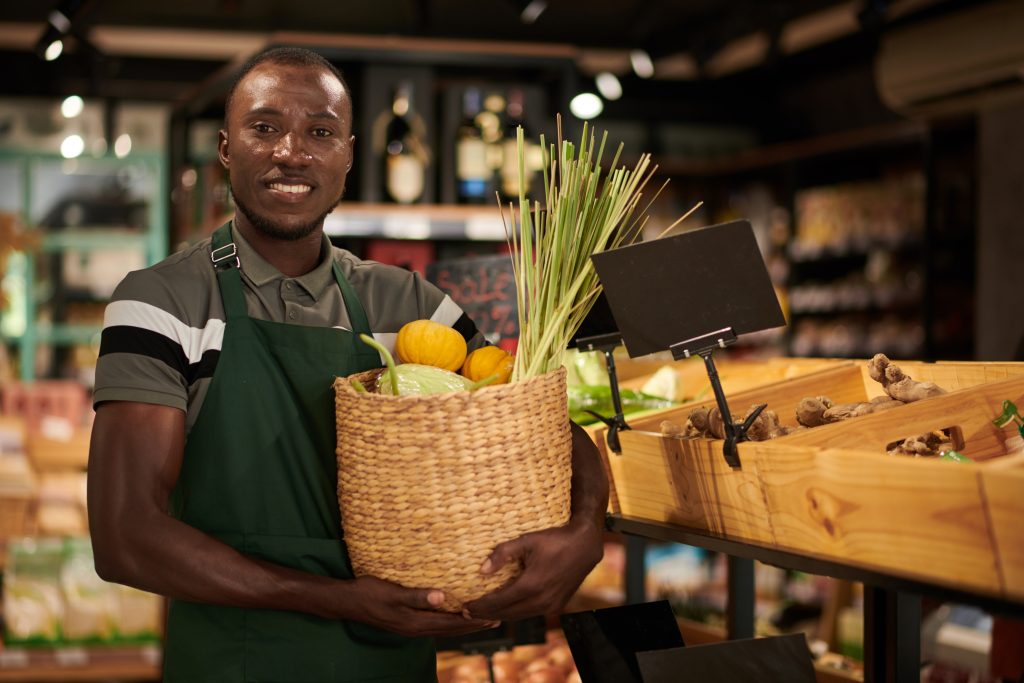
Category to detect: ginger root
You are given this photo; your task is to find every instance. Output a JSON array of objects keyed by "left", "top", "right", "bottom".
[
  {"left": 887, "top": 431, "right": 944, "bottom": 457},
  {"left": 680, "top": 404, "right": 796, "bottom": 441},
  {"left": 822, "top": 395, "right": 904, "bottom": 422},
  {"left": 869, "top": 353, "right": 946, "bottom": 403},
  {"left": 796, "top": 396, "right": 833, "bottom": 427}
]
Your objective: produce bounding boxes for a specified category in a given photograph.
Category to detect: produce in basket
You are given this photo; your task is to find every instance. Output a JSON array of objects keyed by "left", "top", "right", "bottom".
[
  {"left": 358, "top": 333, "right": 493, "bottom": 396},
  {"left": 461, "top": 345, "right": 515, "bottom": 385},
  {"left": 395, "top": 319, "right": 468, "bottom": 372},
  {"left": 336, "top": 118, "right": 692, "bottom": 611}
]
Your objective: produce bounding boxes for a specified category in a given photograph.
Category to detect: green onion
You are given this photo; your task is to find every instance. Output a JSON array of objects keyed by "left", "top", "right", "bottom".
[{"left": 499, "top": 116, "right": 668, "bottom": 381}]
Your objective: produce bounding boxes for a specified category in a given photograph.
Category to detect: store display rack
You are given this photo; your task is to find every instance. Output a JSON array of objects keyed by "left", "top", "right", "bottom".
[{"left": 593, "top": 359, "right": 1024, "bottom": 683}]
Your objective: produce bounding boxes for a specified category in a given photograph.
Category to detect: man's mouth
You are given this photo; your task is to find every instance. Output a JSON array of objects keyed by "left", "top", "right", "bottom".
[{"left": 268, "top": 182, "right": 312, "bottom": 195}]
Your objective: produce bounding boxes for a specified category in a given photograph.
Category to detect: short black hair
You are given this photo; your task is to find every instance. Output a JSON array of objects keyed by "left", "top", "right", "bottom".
[{"left": 223, "top": 46, "right": 351, "bottom": 125}]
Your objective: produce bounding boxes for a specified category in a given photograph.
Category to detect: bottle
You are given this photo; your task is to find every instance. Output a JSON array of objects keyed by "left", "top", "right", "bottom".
[
  {"left": 481, "top": 91, "right": 506, "bottom": 190},
  {"left": 381, "top": 81, "right": 428, "bottom": 204},
  {"left": 455, "top": 88, "right": 489, "bottom": 204},
  {"left": 499, "top": 88, "right": 538, "bottom": 201}
]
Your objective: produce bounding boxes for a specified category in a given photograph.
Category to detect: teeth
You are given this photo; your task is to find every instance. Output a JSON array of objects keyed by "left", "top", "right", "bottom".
[{"left": 269, "top": 183, "right": 311, "bottom": 194}]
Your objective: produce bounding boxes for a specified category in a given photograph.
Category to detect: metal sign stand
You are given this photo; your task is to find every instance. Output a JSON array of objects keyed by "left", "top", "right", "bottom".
[
  {"left": 668, "top": 327, "right": 765, "bottom": 469},
  {"left": 576, "top": 331, "right": 630, "bottom": 454}
]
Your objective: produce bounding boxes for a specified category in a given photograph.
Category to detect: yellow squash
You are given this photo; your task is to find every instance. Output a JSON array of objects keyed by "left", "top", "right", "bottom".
[
  {"left": 461, "top": 346, "right": 515, "bottom": 385},
  {"left": 394, "top": 319, "right": 467, "bottom": 372}
]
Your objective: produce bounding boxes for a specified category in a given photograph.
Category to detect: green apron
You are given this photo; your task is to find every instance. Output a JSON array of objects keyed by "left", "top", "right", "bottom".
[{"left": 163, "top": 223, "right": 436, "bottom": 682}]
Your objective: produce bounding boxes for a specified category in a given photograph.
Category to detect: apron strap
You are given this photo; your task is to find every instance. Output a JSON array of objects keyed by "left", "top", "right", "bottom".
[
  {"left": 332, "top": 260, "right": 372, "bottom": 338},
  {"left": 211, "top": 222, "right": 250, "bottom": 320}
]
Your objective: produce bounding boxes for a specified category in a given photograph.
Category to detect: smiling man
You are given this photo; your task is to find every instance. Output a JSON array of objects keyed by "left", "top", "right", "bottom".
[{"left": 87, "top": 47, "right": 607, "bottom": 682}]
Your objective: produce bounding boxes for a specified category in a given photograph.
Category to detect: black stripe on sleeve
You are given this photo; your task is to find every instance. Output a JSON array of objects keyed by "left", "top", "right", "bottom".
[
  {"left": 451, "top": 312, "right": 479, "bottom": 343},
  {"left": 99, "top": 325, "right": 220, "bottom": 385}
]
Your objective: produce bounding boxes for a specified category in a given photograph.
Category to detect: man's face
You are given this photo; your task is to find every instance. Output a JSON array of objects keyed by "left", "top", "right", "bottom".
[{"left": 219, "top": 61, "right": 355, "bottom": 241}]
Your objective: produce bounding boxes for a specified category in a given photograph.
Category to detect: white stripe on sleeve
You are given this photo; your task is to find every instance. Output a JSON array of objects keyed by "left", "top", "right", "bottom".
[
  {"left": 428, "top": 295, "right": 465, "bottom": 328},
  {"left": 104, "top": 300, "right": 225, "bottom": 364}
]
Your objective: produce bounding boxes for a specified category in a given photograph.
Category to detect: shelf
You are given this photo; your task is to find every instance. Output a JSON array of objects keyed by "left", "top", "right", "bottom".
[
  {"left": 0, "top": 645, "right": 160, "bottom": 682},
  {"left": 38, "top": 230, "right": 150, "bottom": 252},
  {"left": 324, "top": 202, "right": 508, "bottom": 241},
  {"left": 656, "top": 121, "right": 927, "bottom": 177},
  {"left": 34, "top": 325, "right": 104, "bottom": 345}
]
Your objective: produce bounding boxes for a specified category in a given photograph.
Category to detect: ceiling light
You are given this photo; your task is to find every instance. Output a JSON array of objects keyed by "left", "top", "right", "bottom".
[
  {"left": 520, "top": 0, "right": 547, "bottom": 25},
  {"left": 61, "top": 95, "right": 84, "bottom": 118},
  {"left": 48, "top": 9, "right": 72, "bottom": 34},
  {"left": 569, "top": 93, "right": 603, "bottom": 120},
  {"left": 114, "top": 133, "right": 132, "bottom": 158},
  {"left": 630, "top": 49, "right": 655, "bottom": 79},
  {"left": 595, "top": 72, "right": 622, "bottom": 101},
  {"left": 61, "top": 134, "right": 84, "bottom": 159},
  {"left": 44, "top": 39, "right": 64, "bottom": 61}
]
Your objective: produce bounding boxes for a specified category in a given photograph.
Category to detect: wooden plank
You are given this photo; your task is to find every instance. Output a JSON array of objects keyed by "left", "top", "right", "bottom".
[
  {"left": 859, "top": 360, "right": 1024, "bottom": 398},
  {"left": 751, "top": 443, "right": 1001, "bottom": 596},
  {"left": 776, "top": 375, "right": 1024, "bottom": 462},
  {"left": 979, "top": 465, "right": 1024, "bottom": 601},
  {"left": 625, "top": 362, "right": 866, "bottom": 433},
  {"left": 615, "top": 430, "right": 774, "bottom": 544}
]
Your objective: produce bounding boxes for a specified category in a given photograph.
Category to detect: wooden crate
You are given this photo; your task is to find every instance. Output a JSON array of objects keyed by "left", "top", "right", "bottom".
[
  {"left": 592, "top": 358, "right": 855, "bottom": 515},
  {"left": 610, "top": 359, "right": 1024, "bottom": 603}
]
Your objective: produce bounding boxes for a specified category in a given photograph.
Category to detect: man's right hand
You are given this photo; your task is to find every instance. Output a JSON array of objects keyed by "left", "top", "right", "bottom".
[{"left": 346, "top": 576, "right": 498, "bottom": 637}]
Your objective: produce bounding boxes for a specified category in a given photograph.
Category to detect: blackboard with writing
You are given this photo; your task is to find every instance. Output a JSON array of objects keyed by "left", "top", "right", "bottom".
[{"left": 427, "top": 254, "right": 519, "bottom": 352}]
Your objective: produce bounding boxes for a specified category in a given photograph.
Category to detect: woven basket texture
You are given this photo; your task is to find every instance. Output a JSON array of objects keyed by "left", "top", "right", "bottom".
[{"left": 334, "top": 366, "right": 572, "bottom": 612}]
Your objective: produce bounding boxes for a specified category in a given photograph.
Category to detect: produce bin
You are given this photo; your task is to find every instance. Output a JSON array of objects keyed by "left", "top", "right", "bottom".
[{"left": 604, "top": 359, "right": 1024, "bottom": 602}]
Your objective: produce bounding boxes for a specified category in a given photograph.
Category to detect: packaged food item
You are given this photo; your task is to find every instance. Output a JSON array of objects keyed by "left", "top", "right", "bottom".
[{"left": 3, "top": 537, "right": 64, "bottom": 645}]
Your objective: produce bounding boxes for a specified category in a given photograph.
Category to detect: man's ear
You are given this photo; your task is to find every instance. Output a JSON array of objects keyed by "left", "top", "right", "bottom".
[
  {"left": 346, "top": 135, "right": 355, "bottom": 172},
  {"left": 218, "top": 129, "right": 230, "bottom": 169}
]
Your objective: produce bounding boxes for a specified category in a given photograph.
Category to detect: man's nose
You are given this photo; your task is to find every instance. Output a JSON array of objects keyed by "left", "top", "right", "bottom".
[{"left": 272, "top": 132, "right": 312, "bottom": 165}]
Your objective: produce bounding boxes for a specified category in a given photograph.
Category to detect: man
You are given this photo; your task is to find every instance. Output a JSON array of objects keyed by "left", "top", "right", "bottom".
[{"left": 87, "top": 46, "right": 607, "bottom": 682}]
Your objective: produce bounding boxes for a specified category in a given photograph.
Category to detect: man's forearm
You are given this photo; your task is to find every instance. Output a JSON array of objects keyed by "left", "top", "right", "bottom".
[
  {"left": 93, "top": 509, "right": 350, "bottom": 619},
  {"left": 568, "top": 422, "right": 609, "bottom": 531}
]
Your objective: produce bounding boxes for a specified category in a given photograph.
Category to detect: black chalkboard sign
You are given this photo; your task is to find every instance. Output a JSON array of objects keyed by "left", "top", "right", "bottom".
[{"left": 426, "top": 254, "right": 519, "bottom": 351}]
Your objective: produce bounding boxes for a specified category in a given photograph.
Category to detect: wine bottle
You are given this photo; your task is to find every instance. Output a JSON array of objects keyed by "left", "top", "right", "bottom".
[
  {"left": 499, "top": 88, "right": 538, "bottom": 201},
  {"left": 381, "top": 81, "right": 428, "bottom": 204},
  {"left": 455, "top": 88, "right": 489, "bottom": 204}
]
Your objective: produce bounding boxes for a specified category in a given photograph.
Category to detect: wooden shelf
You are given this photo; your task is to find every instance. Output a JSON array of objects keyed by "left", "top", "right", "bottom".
[
  {"left": 0, "top": 646, "right": 160, "bottom": 682},
  {"left": 656, "top": 121, "right": 927, "bottom": 177},
  {"left": 324, "top": 202, "right": 508, "bottom": 241}
]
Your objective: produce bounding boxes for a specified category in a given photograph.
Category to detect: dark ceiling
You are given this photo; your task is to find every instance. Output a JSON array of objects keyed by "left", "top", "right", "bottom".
[{"left": 0, "top": 0, "right": 996, "bottom": 140}]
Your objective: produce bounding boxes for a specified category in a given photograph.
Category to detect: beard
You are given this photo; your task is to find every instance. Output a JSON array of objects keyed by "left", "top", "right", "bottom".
[{"left": 230, "top": 186, "right": 344, "bottom": 242}]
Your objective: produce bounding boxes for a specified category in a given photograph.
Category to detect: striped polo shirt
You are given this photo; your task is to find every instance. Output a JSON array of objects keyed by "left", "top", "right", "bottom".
[{"left": 95, "top": 222, "right": 484, "bottom": 434}]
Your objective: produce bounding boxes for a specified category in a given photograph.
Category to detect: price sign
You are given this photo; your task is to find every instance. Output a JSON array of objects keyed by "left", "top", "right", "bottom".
[{"left": 427, "top": 254, "right": 518, "bottom": 351}]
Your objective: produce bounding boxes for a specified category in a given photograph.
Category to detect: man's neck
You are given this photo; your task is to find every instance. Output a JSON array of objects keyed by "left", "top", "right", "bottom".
[{"left": 233, "top": 218, "right": 324, "bottom": 278}]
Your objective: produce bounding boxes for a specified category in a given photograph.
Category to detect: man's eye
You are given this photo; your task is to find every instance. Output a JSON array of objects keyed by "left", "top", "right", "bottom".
[
  {"left": 312, "top": 128, "right": 333, "bottom": 138},
  {"left": 253, "top": 123, "right": 274, "bottom": 133}
]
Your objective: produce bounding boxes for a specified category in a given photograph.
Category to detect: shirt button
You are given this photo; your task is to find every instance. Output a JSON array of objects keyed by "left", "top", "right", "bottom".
[
  {"left": 288, "top": 311, "right": 297, "bottom": 320},
  {"left": 285, "top": 281, "right": 293, "bottom": 290}
]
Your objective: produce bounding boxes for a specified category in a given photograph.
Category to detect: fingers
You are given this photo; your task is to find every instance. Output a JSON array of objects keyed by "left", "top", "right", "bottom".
[{"left": 480, "top": 536, "right": 528, "bottom": 575}]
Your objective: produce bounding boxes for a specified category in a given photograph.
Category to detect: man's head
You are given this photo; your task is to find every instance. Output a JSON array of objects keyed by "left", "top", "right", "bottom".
[{"left": 219, "top": 47, "right": 355, "bottom": 242}]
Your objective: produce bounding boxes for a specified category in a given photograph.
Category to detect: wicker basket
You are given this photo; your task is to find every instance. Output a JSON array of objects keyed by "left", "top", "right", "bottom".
[{"left": 334, "top": 366, "right": 572, "bottom": 612}]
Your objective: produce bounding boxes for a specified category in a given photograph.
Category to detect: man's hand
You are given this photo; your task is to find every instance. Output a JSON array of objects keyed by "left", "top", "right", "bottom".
[
  {"left": 463, "top": 421, "right": 608, "bottom": 622},
  {"left": 349, "top": 576, "right": 499, "bottom": 637},
  {"left": 462, "top": 519, "right": 603, "bottom": 622}
]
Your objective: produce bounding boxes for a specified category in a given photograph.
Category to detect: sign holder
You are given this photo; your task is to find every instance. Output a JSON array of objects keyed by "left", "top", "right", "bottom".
[{"left": 591, "top": 219, "right": 786, "bottom": 469}]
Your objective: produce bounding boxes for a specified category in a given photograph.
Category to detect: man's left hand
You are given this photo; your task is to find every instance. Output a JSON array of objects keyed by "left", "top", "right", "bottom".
[{"left": 462, "top": 518, "right": 603, "bottom": 622}]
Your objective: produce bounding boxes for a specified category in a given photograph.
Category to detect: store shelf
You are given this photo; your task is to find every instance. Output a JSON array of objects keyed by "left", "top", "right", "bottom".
[
  {"left": 0, "top": 646, "right": 160, "bottom": 682},
  {"left": 33, "top": 324, "right": 103, "bottom": 346},
  {"left": 38, "top": 230, "right": 149, "bottom": 252},
  {"left": 323, "top": 202, "right": 508, "bottom": 241}
]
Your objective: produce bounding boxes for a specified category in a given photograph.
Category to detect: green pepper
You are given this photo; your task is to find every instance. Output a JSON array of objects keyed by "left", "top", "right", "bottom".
[{"left": 568, "top": 384, "right": 676, "bottom": 425}]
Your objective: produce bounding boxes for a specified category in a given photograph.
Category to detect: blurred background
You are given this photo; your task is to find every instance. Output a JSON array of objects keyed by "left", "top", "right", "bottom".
[{"left": 1, "top": 2, "right": 1023, "bottom": 681}]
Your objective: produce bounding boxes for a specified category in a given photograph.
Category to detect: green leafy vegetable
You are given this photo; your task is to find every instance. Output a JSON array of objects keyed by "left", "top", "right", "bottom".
[
  {"left": 568, "top": 385, "right": 675, "bottom": 425},
  {"left": 359, "top": 333, "right": 473, "bottom": 396}
]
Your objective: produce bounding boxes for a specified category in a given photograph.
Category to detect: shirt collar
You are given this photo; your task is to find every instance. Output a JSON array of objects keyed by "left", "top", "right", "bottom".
[{"left": 232, "top": 222, "right": 335, "bottom": 301}]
